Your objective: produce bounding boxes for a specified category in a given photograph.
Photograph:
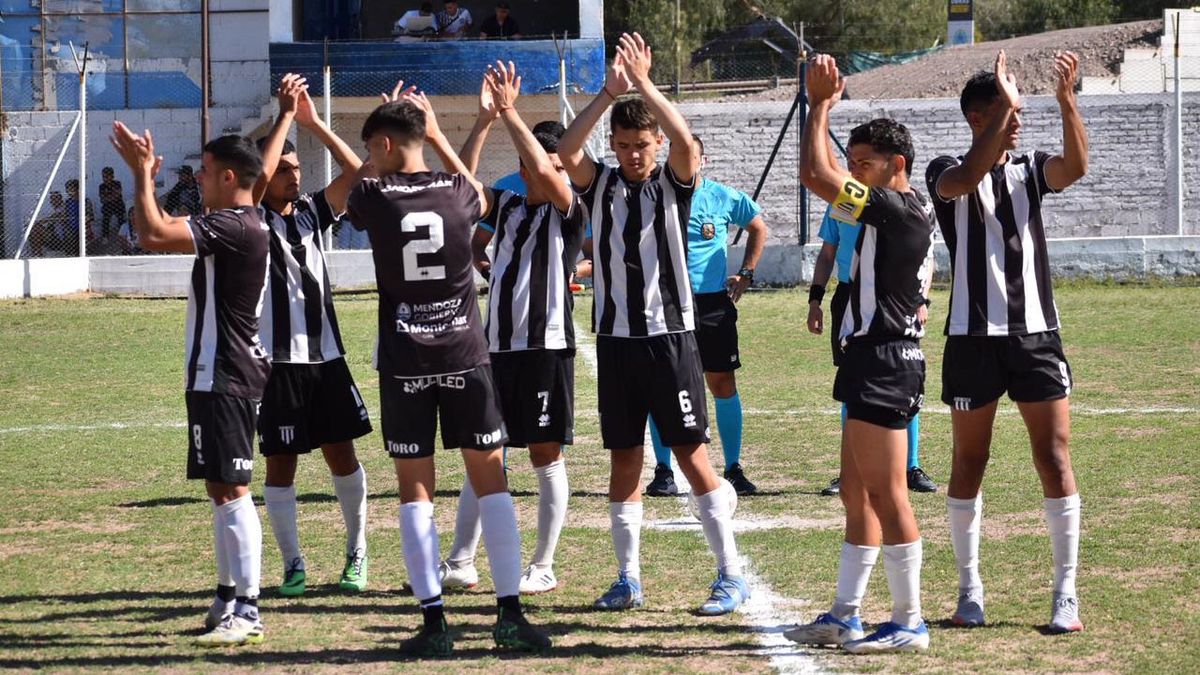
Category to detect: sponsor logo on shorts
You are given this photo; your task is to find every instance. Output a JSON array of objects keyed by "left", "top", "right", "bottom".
[
  {"left": 730, "top": 354, "right": 738, "bottom": 363},
  {"left": 232, "top": 457, "right": 254, "bottom": 471},
  {"left": 682, "top": 413, "right": 697, "bottom": 428},
  {"left": 538, "top": 413, "right": 551, "bottom": 428},
  {"left": 279, "top": 425, "right": 295, "bottom": 444},
  {"left": 387, "top": 440, "right": 422, "bottom": 456},
  {"left": 900, "top": 346, "right": 925, "bottom": 361},
  {"left": 401, "top": 374, "right": 467, "bottom": 394},
  {"left": 475, "top": 429, "right": 503, "bottom": 446},
  {"left": 953, "top": 396, "right": 971, "bottom": 411}
]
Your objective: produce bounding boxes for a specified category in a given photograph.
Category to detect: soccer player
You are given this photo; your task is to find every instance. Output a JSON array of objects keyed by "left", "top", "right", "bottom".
[
  {"left": 255, "top": 77, "right": 373, "bottom": 597},
  {"left": 559, "top": 32, "right": 748, "bottom": 615},
  {"left": 644, "top": 134, "right": 767, "bottom": 498},
  {"left": 432, "top": 63, "right": 582, "bottom": 596},
  {"left": 109, "top": 110, "right": 279, "bottom": 644},
  {"left": 926, "top": 51, "right": 1088, "bottom": 633},
  {"left": 784, "top": 55, "right": 933, "bottom": 654},
  {"left": 346, "top": 81, "right": 550, "bottom": 656},
  {"left": 808, "top": 204, "right": 938, "bottom": 496}
]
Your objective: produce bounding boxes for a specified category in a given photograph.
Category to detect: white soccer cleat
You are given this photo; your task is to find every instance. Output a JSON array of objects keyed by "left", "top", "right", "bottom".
[
  {"left": 438, "top": 560, "right": 480, "bottom": 590},
  {"left": 518, "top": 564, "right": 558, "bottom": 594},
  {"left": 1048, "top": 592, "right": 1084, "bottom": 634},
  {"left": 843, "top": 621, "right": 929, "bottom": 654},
  {"left": 194, "top": 612, "right": 264, "bottom": 647},
  {"left": 952, "top": 587, "right": 985, "bottom": 627},
  {"left": 784, "top": 612, "right": 865, "bottom": 646}
]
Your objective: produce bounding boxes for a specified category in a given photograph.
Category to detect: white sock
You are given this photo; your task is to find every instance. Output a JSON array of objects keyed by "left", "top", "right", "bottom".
[
  {"left": 399, "top": 500, "right": 441, "bottom": 602},
  {"left": 218, "top": 493, "right": 263, "bottom": 599},
  {"left": 947, "top": 494, "right": 983, "bottom": 592},
  {"left": 264, "top": 484, "right": 303, "bottom": 569},
  {"left": 831, "top": 542, "right": 880, "bottom": 621},
  {"left": 447, "top": 479, "right": 482, "bottom": 568},
  {"left": 331, "top": 464, "right": 368, "bottom": 556},
  {"left": 478, "top": 492, "right": 523, "bottom": 598},
  {"left": 882, "top": 539, "right": 924, "bottom": 629},
  {"left": 610, "top": 502, "right": 642, "bottom": 579},
  {"left": 531, "top": 459, "right": 568, "bottom": 568},
  {"left": 1044, "top": 493, "right": 1081, "bottom": 597},
  {"left": 211, "top": 499, "right": 234, "bottom": 587},
  {"left": 693, "top": 484, "right": 743, "bottom": 577}
]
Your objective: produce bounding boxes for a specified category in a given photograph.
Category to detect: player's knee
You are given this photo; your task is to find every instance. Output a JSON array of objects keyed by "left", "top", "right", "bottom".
[
  {"left": 321, "top": 441, "right": 359, "bottom": 475},
  {"left": 706, "top": 372, "right": 736, "bottom": 399},
  {"left": 264, "top": 455, "right": 298, "bottom": 486},
  {"left": 528, "top": 443, "right": 562, "bottom": 467}
]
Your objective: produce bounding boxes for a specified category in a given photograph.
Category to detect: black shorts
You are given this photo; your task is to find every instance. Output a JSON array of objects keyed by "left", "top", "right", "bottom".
[
  {"left": 491, "top": 349, "right": 575, "bottom": 447},
  {"left": 596, "top": 332, "right": 710, "bottom": 449},
  {"left": 694, "top": 291, "right": 741, "bottom": 372},
  {"left": 186, "top": 391, "right": 259, "bottom": 483},
  {"left": 258, "top": 358, "right": 373, "bottom": 456},
  {"left": 380, "top": 365, "right": 508, "bottom": 459},
  {"left": 941, "top": 331, "right": 1073, "bottom": 410},
  {"left": 829, "top": 282, "right": 851, "bottom": 367},
  {"left": 834, "top": 339, "right": 925, "bottom": 430}
]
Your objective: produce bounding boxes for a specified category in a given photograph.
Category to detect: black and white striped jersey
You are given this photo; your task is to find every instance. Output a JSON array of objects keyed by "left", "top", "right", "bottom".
[
  {"left": 480, "top": 190, "right": 586, "bottom": 352},
  {"left": 575, "top": 160, "right": 695, "bottom": 337},
  {"left": 926, "top": 152, "right": 1062, "bottom": 337},
  {"left": 260, "top": 191, "right": 347, "bottom": 364},
  {"left": 184, "top": 207, "right": 271, "bottom": 399},
  {"left": 837, "top": 186, "right": 936, "bottom": 345}
]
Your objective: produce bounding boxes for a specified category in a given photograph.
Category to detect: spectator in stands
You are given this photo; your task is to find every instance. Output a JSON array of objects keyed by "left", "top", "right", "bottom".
[
  {"left": 63, "top": 178, "right": 95, "bottom": 254},
  {"left": 393, "top": 2, "right": 439, "bottom": 39},
  {"left": 98, "top": 165, "right": 126, "bottom": 239},
  {"left": 437, "top": 1, "right": 472, "bottom": 39},
  {"left": 163, "top": 165, "right": 202, "bottom": 217},
  {"left": 30, "top": 191, "right": 67, "bottom": 257},
  {"left": 479, "top": 1, "right": 522, "bottom": 39}
]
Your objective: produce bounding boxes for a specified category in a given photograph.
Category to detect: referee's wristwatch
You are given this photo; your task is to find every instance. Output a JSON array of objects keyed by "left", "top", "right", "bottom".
[{"left": 737, "top": 266, "right": 755, "bottom": 281}]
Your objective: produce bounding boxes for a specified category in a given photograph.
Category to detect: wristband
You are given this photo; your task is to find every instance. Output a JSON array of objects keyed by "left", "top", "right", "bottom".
[
  {"left": 737, "top": 267, "right": 754, "bottom": 281},
  {"left": 808, "top": 284, "right": 825, "bottom": 305},
  {"left": 601, "top": 87, "right": 616, "bottom": 101},
  {"left": 922, "top": 297, "right": 931, "bottom": 308}
]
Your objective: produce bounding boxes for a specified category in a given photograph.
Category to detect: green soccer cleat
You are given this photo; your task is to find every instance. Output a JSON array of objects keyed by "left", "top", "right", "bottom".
[
  {"left": 194, "top": 612, "right": 264, "bottom": 647},
  {"left": 399, "top": 618, "right": 454, "bottom": 658},
  {"left": 279, "top": 558, "right": 306, "bottom": 597},
  {"left": 493, "top": 607, "right": 552, "bottom": 653},
  {"left": 339, "top": 549, "right": 368, "bottom": 592}
]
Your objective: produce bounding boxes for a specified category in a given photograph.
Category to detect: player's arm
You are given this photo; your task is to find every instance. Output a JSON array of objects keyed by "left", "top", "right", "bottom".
[
  {"left": 294, "top": 86, "right": 362, "bottom": 214},
  {"left": 560, "top": 53, "right": 632, "bottom": 189},
  {"left": 934, "top": 51, "right": 1021, "bottom": 200},
  {"left": 726, "top": 214, "right": 767, "bottom": 302},
  {"left": 109, "top": 122, "right": 194, "bottom": 254},
  {"left": 807, "top": 241, "right": 837, "bottom": 335},
  {"left": 471, "top": 226, "right": 494, "bottom": 279},
  {"left": 254, "top": 73, "right": 304, "bottom": 206},
  {"left": 618, "top": 32, "right": 697, "bottom": 183},
  {"left": 490, "top": 61, "right": 574, "bottom": 213},
  {"left": 1043, "top": 51, "right": 1088, "bottom": 191},
  {"left": 403, "top": 90, "right": 493, "bottom": 218},
  {"left": 461, "top": 71, "right": 500, "bottom": 175},
  {"left": 798, "top": 55, "right": 854, "bottom": 205}
]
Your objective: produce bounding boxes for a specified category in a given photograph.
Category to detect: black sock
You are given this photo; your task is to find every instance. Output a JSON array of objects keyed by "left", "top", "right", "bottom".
[
  {"left": 216, "top": 584, "right": 236, "bottom": 602},
  {"left": 419, "top": 595, "right": 446, "bottom": 631},
  {"left": 497, "top": 594, "right": 522, "bottom": 619}
]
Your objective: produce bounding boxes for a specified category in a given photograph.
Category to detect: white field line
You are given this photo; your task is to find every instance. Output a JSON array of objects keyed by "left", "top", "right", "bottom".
[{"left": 0, "top": 421, "right": 187, "bottom": 435}]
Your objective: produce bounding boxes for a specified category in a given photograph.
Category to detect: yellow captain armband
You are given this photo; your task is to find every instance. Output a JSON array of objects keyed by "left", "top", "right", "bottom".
[{"left": 829, "top": 176, "right": 869, "bottom": 225}]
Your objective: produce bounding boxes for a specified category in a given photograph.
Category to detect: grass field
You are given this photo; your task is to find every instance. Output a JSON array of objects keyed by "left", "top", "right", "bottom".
[{"left": 0, "top": 283, "right": 1197, "bottom": 673}]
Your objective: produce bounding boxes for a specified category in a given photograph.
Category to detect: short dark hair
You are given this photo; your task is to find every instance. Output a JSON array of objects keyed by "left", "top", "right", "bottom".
[
  {"left": 847, "top": 118, "right": 915, "bottom": 177},
  {"left": 610, "top": 96, "right": 658, "bottom": 133},
  {"left": 361, "top": 101, "right": 426, "bottom": 146},
  {"left": 960, "top": 71, "right": 999, "bottom": 116},
  {"left": 255, "top": 137, "right": 296, "bottom": 156},
  {"left": 531, "top": 120, "right": 566, "bottom": 139},
  {"left": 65, "top": 179, "right": 79, "bottom": 190},
  {"left": 517, "top": 131, "right": 560, "bottom": 169},
  {"left": 203, "top": 134, "right": 263, "bottom": 189}
]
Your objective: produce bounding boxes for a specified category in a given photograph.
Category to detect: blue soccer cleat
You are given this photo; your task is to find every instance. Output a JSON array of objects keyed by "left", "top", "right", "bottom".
[
  {"left": 843, "top": 620, "right": 930, "bottom": 654},
  {"left": 784, "top": 612, "right": 865, "bottom": 646},
  {"left": 698, "top": 572, "right": 750, "bottom": 615},
  {"left": 593, "top": 572, "right": 643, "bottom": 610}
]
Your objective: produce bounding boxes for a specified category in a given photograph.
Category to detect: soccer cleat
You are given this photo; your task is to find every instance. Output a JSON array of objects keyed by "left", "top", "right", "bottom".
[
  {"left": 820, "top": 477, "right": 841, "bottom": 497},
  {"left": 194, "top": 612, "right": 264, "bottom": 647},
  {"left": 952, "top": 588, "right": 986, "bottom": 627},
  {"left": 843, "top": 620, "right": 930, "bottom": 654},
  {"left": 697, "top": 572, "right": 750, "bottom": 615},
  {"left": 724, "top": 463, "right": 758, "bottom": 496},
  {"left": 340, "top": 549, "right": 368, "bottom": 592},
  {"left": 645, "top": 463, "right": 679, "bottom": 497},
  {"left": 593, "top": 572, "right": 644, "bottom": 610},
  {"left": 907, "top": 467, "right": 938, "bottom": 493},
  {"left": 399, "top": 617, "right": 454, "bottom": 658},
  {"left": 1048, "top": 592, "right": 1084, "bottom": 634},
  {"left": 279, "top": 558, "right": 306, "bottom": 597},
  {"left": 518, "top": 564, "right": 558, "bottom": 594},
  {"left": 493, "top": 607, "right": 552, "bottom": 653},
  {"left": 204, "top": 602, "right": 229, "bottom": 631},
  {"left": 438, "top": 560, "right": 480, "bottom": 590},
  {"left": 783, "top": 612, "right": 865, "bottom": 646}
]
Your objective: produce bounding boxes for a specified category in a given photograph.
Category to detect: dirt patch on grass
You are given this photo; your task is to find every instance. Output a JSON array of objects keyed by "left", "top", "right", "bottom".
[
  {"left": 984, "top": 509, "right": 1046, "bottom": 540},
  {"left": 0, "top": 519, "right": 135, "bottom": 536},
  {"left": 1096, "top": 562, "right": 1183, "bottom": 591},
  {"left": 0, "top": 539, "right": 43, "bottom": 561}
]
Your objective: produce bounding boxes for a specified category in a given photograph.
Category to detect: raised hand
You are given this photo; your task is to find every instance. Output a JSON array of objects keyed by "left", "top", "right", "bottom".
[
  {"left": 381, "top": 79, "right": 418, "bottom": 103},
  {"left": 616, "top": 32, "right": 653, "bottom": 88},
  {"left": 605, "top": 51, "right": 633, "bottom": 98},
  {"left": 806, "top": 54, "right": 844, "bottom": 104},
  {"left": 486, "top": 60, "right": 521, "bottom": 112},
  {"left": 277, "top": 73, "right": 307, "bottom": 116},
  {"left": 401, "top": 90, "right": 442, "bottom": 140},
  {"left": 478, "top": 71, "right": 500, "bottom": 120},
  {"left": 1054, "top": 51, "right": 1079, "bottom": 103},
  {"left": 109, "top": 121, "right": 158, "bottom": 175},
  {"left": 994, "top": 50, "right": 1020, "bottom": 108},
  {"left": 295, "top": 86, "right": 321, "bottom": 129}
]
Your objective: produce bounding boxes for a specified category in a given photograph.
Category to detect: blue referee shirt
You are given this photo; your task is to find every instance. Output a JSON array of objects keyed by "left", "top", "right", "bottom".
[
  {"left": 478, "top": 172, "right": 528, "bottom": 233},
  {"left": 817, "top": 205, "right": 861, "bottom": 284},
  {"left": 687, "top": 178, "right": 762, "bottom": 294}
]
